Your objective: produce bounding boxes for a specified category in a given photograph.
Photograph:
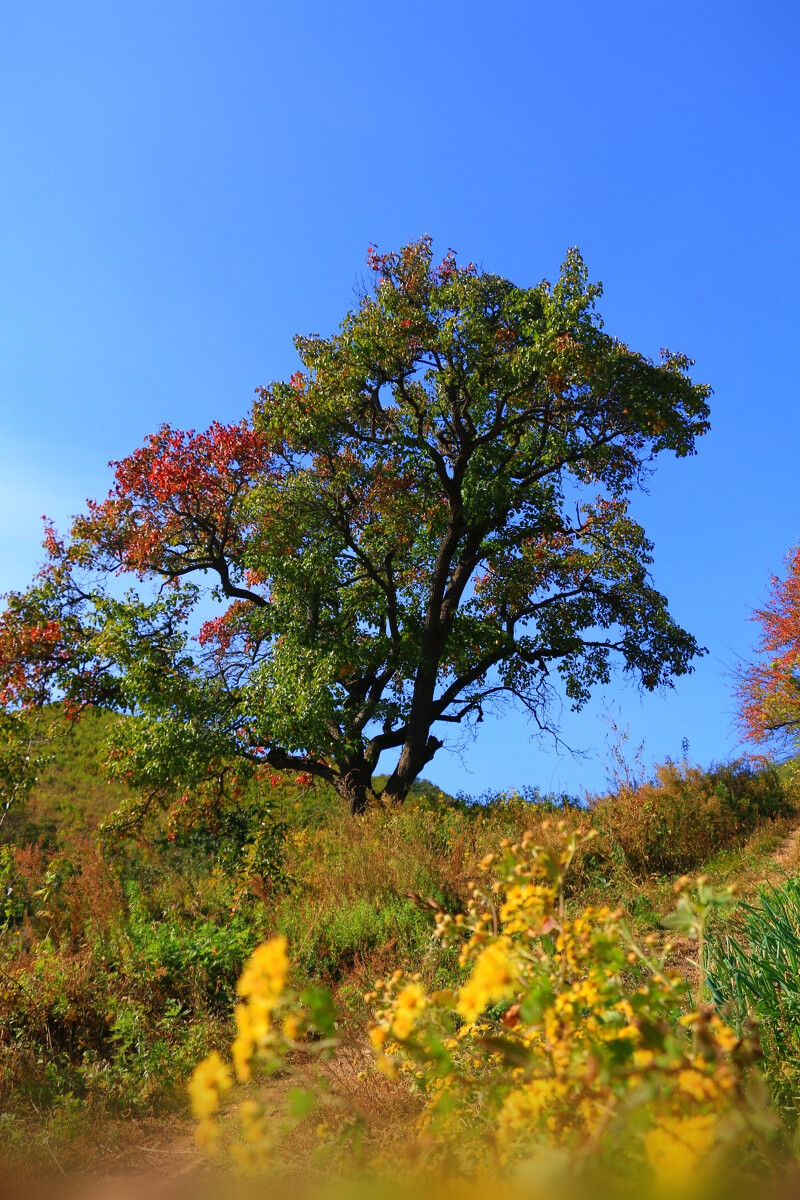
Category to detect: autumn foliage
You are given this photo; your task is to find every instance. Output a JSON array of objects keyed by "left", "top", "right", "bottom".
[
  {"left": 739, "top": 545, "right": 800, "bottom": 749},
  {"left": 0, "top": 238, "right": 711, "bottom": 817},
  {"left": 76, "top": 421, "right": 272, "bottom": 583}
]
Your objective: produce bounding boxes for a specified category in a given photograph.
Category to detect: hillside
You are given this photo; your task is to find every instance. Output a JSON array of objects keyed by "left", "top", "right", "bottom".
[
  {"left": 1, "top": 708, "right": 463, "bottom": 849},
  {"left": 1, "top": 708, "right": 129, "bottom": 847},
  {"left": 2, "top": 713, "right": 800, "bottom": 1184}
]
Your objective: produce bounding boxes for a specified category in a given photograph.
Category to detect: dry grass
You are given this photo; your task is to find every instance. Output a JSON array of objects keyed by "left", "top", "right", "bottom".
[{"left": 3, "top": 746, "right": 799, "bottom": 1192}]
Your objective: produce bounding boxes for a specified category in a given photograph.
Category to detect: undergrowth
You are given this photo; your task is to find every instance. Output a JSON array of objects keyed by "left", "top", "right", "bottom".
[{"left": 0, "top": 712, "right": 798, "bottom": 1170}]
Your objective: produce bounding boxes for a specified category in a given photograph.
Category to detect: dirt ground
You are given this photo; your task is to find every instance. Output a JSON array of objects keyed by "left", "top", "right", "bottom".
[{"left": 1, "top": 1043, "right": 417, "bottom": 1200}]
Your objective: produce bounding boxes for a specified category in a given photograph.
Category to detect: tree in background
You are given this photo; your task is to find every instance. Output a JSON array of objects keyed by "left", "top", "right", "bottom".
[
  {"left": 739, "top": 545, "right": 800, "bottom": 750},
  {"left": 0, "top": 239, "right": 710, "bottom": 816}
]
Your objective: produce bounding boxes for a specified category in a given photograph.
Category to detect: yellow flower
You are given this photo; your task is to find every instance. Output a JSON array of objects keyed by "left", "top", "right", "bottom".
[
  {"left": 230, "top": 1141, "right": 262, "bottom": 1175},
  {"left": 282, "top": 1012, "right": 302, "bottom": 1041},
  {"left": 368, "top": 1024, "right": 387, "bottom": 1052},
  {"left": 709, "top": 1014, "right": 739, "bottom": 1052},
  {"left": 188, "top": 1051, "right": 232, "bottom": 1121},
  {"left": 496, "top": 1077, "right": 569, "bottom": 1147},
  {"left": 231, "top": 1002, "right": 259, "bottom": 1081},
  {"left": 499, "top": 882, "right": 554, "bottom": 933},
  {"left": 194, "top": 1118, "right": 220, "bottom": 1153},
  {"left": 678, "top": 1068, "right": 718, "bottom": 1102},
  {"left": 645, "top": 1114, "right": 716, "bottom": 1183},
  {"left": 237, "top": 935, "right": 289, "bottom": 1005},
  {"left": 228, "top": 939, "right": 291, "bottom": 1083},
  {"left": 391, "top": 982, "right": 428, "bottom": 1040},
  {"left": 375, "top": 1054, "right": 398, "bottom": 1080},
  {"left": 457, "top": 940, "right": 517, "bottom": 1023},
  {"left": 239, "top": 1099, "right": 261, "bottom": 1123}
]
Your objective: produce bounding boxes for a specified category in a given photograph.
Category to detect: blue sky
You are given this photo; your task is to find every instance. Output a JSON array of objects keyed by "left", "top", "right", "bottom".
[{"left": 1, "top": 1, "right": 798, "bottom": 797}]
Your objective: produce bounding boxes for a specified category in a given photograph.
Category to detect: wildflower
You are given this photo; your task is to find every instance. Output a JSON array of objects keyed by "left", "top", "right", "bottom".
[
  {"left": 230, "top": 936, "right": 289, "bottom": 1081},
  {"left": 195, "top": 1118, "right": 220, "bottom": 1152},
  {"left": 188, "top": 1051, "right": 232, "bottom": 1121},
  {"left": 282, "top": 1013, "right": 302, "bottom": 1041},
  {"left": 496, "top": 1078, "right": 568, "bottom": 1148},
  {"left": 457, "top": 939, "right": 517, "bottom": 1022},
  {"left": 645, "top": 1114, "right": 716, "bottom": 1184},
  {"left": 232, "top": 1003, "right": 257, "bottom": 1082},
  {"left": 375, "top": 1054, "right": 398, "bottom": 1080},
  {"left": 237, "top": 935, "right": 289, "bottom": 1003},
  {"left": 368, "top": 1024, "right": 387, "bottom": 1051},
  {"left": 678, "top": 1068, "right": 718, "bottom": 1102},
  {"left": 391, "top": 982, "right": 428, "bottom": 1040},
  {"left": 499, "top": 881, "right": 555, "bottom": 933},
  {"left": 189, "top": 1051, "right": 232, "bottom": 1153},
  {"left": 709, "top": 1014, "right": 739, "bottom": 1052},
  {"left": 230, "top": 1142, "right": 263, "bottom": 1175}
]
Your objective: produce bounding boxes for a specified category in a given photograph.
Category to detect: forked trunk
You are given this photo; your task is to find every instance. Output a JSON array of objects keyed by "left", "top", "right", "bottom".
[
  {"left": 335, "top": 730, "right": 444, "bottom": 814},
  {"left": 337, "top": 763, "right": 375, "bottom": 816}
]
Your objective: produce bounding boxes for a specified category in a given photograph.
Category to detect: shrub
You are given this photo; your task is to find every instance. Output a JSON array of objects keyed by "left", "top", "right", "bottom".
[
  {"left": 276, "top": 894, "right": 435, "bottom": 983},
  {"left": 0, "top": 829, "right": 274, "bottom": 1116},
  {"left": 594, "top": 758, "right": 793, "bottom": 875}
]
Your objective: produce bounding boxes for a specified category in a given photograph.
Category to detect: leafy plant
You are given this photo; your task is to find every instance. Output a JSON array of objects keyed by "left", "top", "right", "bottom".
[
  {"left": 708, "top": 874, "right": 800, "bottom": 1126},
  {"left": 190, "top": 828, "right": 777, "bottom": 1193}
]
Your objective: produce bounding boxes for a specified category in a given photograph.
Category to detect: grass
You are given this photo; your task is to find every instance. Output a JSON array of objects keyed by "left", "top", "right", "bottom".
[
  {"left": 1, "top": 706, "right": 128, "bottom": 847},
  {"left": 708, "top": 871, "right": 800, "bottom": 1128}
]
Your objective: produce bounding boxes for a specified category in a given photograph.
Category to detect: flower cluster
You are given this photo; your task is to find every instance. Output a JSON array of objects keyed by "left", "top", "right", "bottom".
[
  {"left": 231, "top": 933, "right": 289, "bottom": 1081},
  {"left": 188, "top": 932, "right": 346, "bottom": 1171},
  {"left": 363, "top": 826, "right": 757, "bottom": 1187},
  {"left": 188, "top": 1051, "right": 232, "bottom": 1151},
  {"left": 190, "top": 829, "right": 767, "bottom": 1192}
]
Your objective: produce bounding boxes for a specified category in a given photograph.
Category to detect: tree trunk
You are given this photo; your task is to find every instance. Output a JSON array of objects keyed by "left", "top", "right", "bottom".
[
  {"left": 381, "top": 734, "right": 443, "bottom": 805},
  {"left": 336, "top": 762, "right": 375, "bottom": 816}
]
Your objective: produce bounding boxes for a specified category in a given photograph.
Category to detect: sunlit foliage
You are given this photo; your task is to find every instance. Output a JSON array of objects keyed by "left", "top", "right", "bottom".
[{"left": 0, "top": 240, "right": 710, "bottom": 816}]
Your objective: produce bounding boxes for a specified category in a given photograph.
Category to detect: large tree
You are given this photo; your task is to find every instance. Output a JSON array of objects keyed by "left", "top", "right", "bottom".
[{"left": 0, "top": 239, "right": 710, "bottom": 815}]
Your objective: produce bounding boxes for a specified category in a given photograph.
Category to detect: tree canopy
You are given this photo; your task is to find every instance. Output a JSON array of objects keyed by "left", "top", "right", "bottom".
[
  {"left": 738, "top": 545, "right": 800, "bottom": 750},
  {"left": 0, "top": 239, "right": 711, "bottom": 814}
]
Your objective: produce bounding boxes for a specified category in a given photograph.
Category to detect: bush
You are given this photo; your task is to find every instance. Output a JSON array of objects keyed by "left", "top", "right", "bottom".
[
  {"left": 276, "top": 894, "right": 435, "bottom": 983},
  {"left": 190, "top": 829, "right": 776, "bottom": 1193},
  {"left": 594, "top": 758, "right": 794, "bottom": 875},
  {"left": 0, "top": 830, "right": 274, "bottom": 1116}
]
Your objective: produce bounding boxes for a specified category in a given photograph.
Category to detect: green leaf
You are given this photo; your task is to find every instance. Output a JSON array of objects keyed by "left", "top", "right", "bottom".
[
  {"left": 301, "top": 985, "right": 337, "bottom": 1038},
  {"left": 287, "top": 1087, "right": 315, "bottom": 1119}
]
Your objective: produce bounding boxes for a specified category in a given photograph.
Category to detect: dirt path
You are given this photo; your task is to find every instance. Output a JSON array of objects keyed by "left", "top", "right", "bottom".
[
  {"left": 0, "top": 1120, "right": 209, "bottom": 1200},
  {"left": 773, "top": 820, "right": 800, "bottom": 871},
  {"left": 22, "top": 1045, "right": 415, "bottom": 1200},
  {"left": 69, "top": 1139, "right": 206, "bottom": 1199}
]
